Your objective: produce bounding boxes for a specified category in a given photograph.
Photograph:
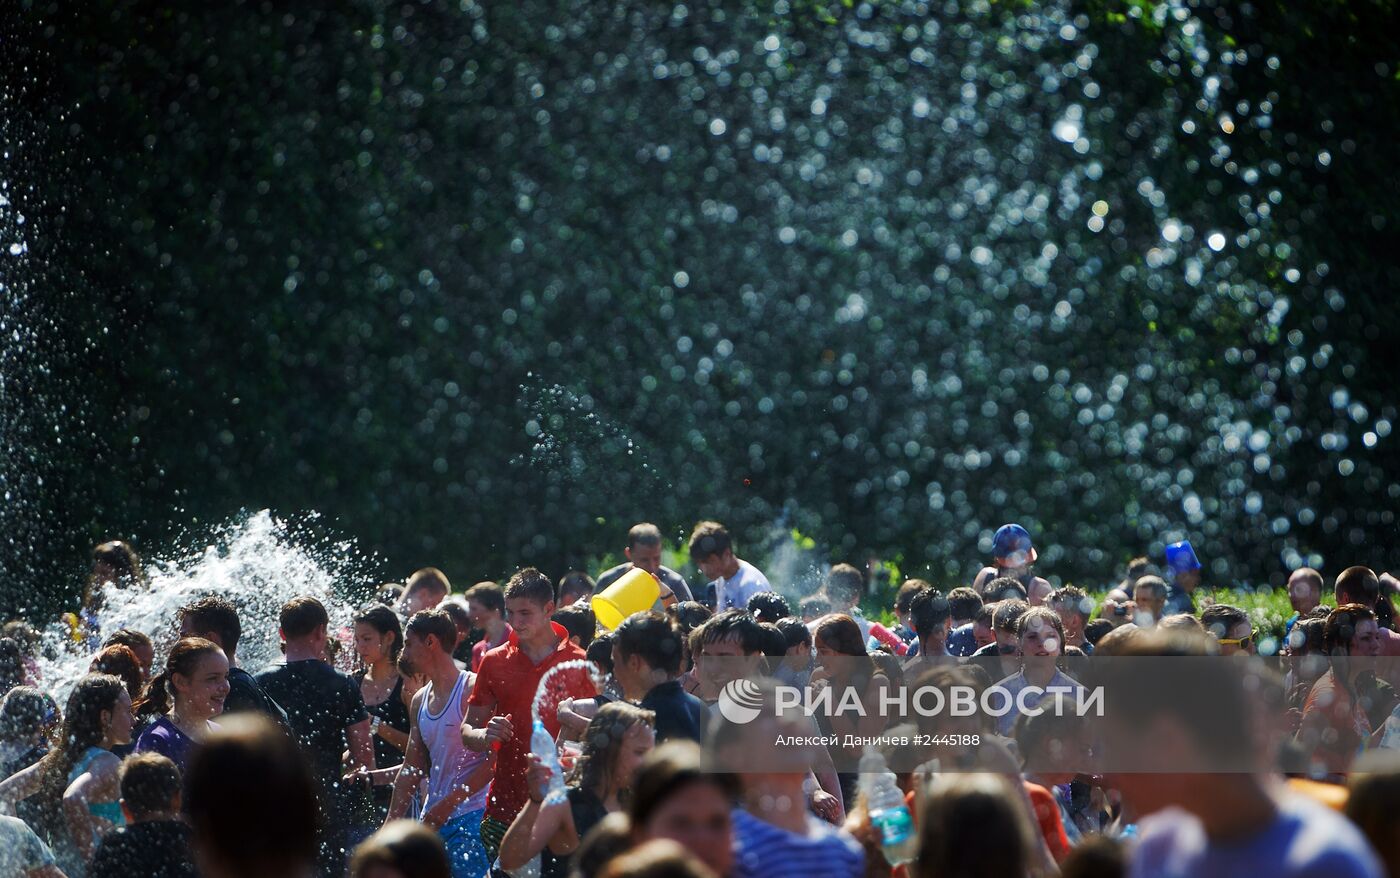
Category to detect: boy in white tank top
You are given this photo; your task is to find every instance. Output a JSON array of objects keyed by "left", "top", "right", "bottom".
[{"left": 386, "top": 609, "right": 494, "bottom": 878}]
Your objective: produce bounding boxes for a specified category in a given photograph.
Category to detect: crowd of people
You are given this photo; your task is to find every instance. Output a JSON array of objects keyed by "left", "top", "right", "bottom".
[{"left": 2, "top": 522, "right": 1400, "bottom": 877}]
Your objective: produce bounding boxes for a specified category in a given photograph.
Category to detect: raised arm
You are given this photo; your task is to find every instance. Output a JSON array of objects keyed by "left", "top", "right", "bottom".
[
  {"left": 0, "top": 759, "right": 48, "bottom": 811},
  {"left": 498, "top": 755, "right": 575, "bottom": 870}
]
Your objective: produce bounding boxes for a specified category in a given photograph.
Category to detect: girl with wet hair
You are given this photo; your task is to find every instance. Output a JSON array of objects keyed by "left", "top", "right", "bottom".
[
  {"left": 0, "top": 673, "right": 134, "bottom": 871},
  {"left": 498, "top": 701, "right": 656, "bottom": 877},
  {"left": 134, "top": 637, "right": 230, "bottom": 773},
  {"left": 353, "top": 603, "right": 411, "bottom": 821}
]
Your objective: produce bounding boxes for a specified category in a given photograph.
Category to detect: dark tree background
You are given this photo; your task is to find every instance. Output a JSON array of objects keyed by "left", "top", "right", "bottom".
[{"left": 3, "top": 0, "right": 1397, "bottom": 617}]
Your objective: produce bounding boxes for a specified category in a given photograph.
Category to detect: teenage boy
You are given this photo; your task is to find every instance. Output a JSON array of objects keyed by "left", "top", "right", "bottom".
[
  {"left": 1286, "top": 568, "right": 1324, "bottom": 634},
  {"left": 399, "top": 567, "right": 452, "bottom": 616},
  {"left": 595, "top": 522, "right": 694, "bottom": 603},
  {"left": 178, "top": 596, "right": 287, "bottom": 723},
  {"left": 811, "top": 564, "right": 872, "bottom": 640},
  {"left": 386, "top": 609, "right": 493, "bottom": 878},
  {"left": 461, "top": 568, "right": 593, "bottom": 860},
  {"left": 903, "top": 588, "right": 953, "bottom": 674},
  {"left": 1049, "top": 586, "right": 1092, "bottom": 653},
  {"left": 463, "top": 582, "right": 510, "bottom": 674},
  {"left": 689, "top": 521, "right": 772, "bottom": 612},
  {"left": 613, "top": 612, "right": 709, "bottom": 743},
  {"left": 89, "top": 753, "right": 193, "bottom": 878},
  {"left": 255, "top": 596, "right": 374, "bottom": 875},
  {"left": 968, "top": 599, "right": 1029, "bottom": 681},
  {"left": 972, "top": 523, "right": 1052, "bottom": 605}
]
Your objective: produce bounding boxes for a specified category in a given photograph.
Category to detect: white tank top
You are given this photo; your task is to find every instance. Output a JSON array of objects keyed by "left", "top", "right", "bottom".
[{"left": 418, "top": 671, "right": 490, "bottom": 819}]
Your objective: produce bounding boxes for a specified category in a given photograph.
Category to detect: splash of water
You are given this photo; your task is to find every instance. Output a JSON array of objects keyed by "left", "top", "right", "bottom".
[
  {"left": 35, "top": 509, "right": 368, "bottom": 702},
  {"left": 530, "top": 658, "right": 603, "bottom": 726}
]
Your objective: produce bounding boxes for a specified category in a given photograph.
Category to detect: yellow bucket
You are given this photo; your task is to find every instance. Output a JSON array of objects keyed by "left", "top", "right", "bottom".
[{"left": 592, "top": 567, "right": 662, "bottom": 631}]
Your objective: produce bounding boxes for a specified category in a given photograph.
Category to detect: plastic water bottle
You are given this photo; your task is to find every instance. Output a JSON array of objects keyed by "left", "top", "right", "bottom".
[
  {"left": 860, "top": 747, "right": 916, "bottom": 866},
  {"left": 531, "top": 719, "right": 569, "bottom": 806}
]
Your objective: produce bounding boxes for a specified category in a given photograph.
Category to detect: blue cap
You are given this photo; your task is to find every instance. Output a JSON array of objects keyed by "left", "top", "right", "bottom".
[
  {"left": 991, "top": 523, "right": 1037, "bottom": 567},
  {"left": 1165, "top": 540, "right": 1201, "bottom": 574}
]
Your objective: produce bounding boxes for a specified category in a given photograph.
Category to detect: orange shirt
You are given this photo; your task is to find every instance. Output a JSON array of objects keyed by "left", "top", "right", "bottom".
[{"left": 467, "top": 621, "right": 591, "bottom": 823}]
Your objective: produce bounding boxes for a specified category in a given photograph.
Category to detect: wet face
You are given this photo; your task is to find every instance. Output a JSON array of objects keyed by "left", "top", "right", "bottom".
[
  {"left": 175, "top": 651, "right": 231, "bottom": 720},
  {"left": 103, "top": 690, "right": 136, "bottom": 746},
  {"left": 92, "top": 561, "right": 119, "bottom": 587},
  {"left": 695, "top": 550, "right": 731, "bottom": 583},
  {"left": 505, "top": 597, "right": 554, "bottom": 642},
  {"left": 397, "top": 631, "right": 431, "bottom": 677},
  {"left": 641, "top": 781, "right": 733, "bottom": 877},
  {"left": 355, "top": 623, "right": 393, "bottom": 665},
  {"left": 626, "top": 542, "right": 663, "bottom": 576},
  {"left": 611, "top": 721, "right": 656, "bottom": 790},
  {"left": 973, "top": 619, "right": 995, "bottom": 648}
]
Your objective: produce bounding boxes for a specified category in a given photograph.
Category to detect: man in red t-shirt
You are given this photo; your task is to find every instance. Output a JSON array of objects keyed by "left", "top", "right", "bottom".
[{"left": 460, "top": 568, "right": 592, "bottom": 859}]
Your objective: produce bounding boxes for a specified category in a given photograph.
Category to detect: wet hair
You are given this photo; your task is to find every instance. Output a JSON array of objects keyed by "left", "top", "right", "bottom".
[
  {"left": 813, "top": 614, "right": 867, "bottom": 657},
  {"left": 1017, "top": 606, "right": 1065, "bottom": 642},
  {"left": 687, "top": 521, "right": 732, "bottom": 562},
  {"left": 0, "top": 686, "right": 55, "bottom": 746},
  {"left": 666, "top": 601, "right": 712, "bottom": 635},
  {"left": 947, "top": 587, "right": 982, "bottom": 622},
  {"left": 628, "top": 740, "right": 738, "bottom": 829},
  {"left": 908, "top": 588, "right": 952, "bottom": 645},
  {"left": 178, "top": 597, "right": 243, "bottom": 657},
  {"left": 981, "top": 576, "right": 1028, "bottom": 603},
  {"left": 350, "top": 820, "right": 451, "bottom": 878},
  {"left": 774, "top": 617, "right": 811, "bottom": 650},
  {"left": 120, "top": 752, "right": 182, "bottom": 818},
  {"left": 1335, "top": 566, "right": 1381, "bottom": 607},
  {"left": 896, "top": 579, "right": 932, "bottom": 616},
  {"left": 504, "top": 567, "right": 555, "bottom": 606},
  {"left": 587, "top": 632, "right": 616, "bottom": 676},
  {"left": 627, "top": 523, "right": 664, "bottom": 550},
  {"left": 572, "top": 701, "right": 655, "bottom": 798},
  {"left": 992, "top": 599, "right": 1030, "bottom": 634},
  {"left": 279, "top": 595, "right": 329, "bottom": 638},
  {"left": 353, "top": 603, "right": 404, "bottom": 663},
  {"left": 598, "top": 840, "right": 717, "bottom": 878},
  {"left": 94, "top": 540, "right": 144, "bottom": 588},
  {"left": 135, "top": 637, "right": 224, "bottom": 721},
  {"left": 746, "top": 591, "right": 792, "bottom": 624},
  {"left": 798, "top": 594, "right": 832, "bottom": 620},
  {"left": 37, "top": 674, "right": 127, "bottom": 838},
  {"left": 406, "top": 567, "right": 451, "bottom": 596},
  {"left": 1200, "top": 604, "right": 1249, "bottom": 641},
  {"left": 553, "top": 603, "right": 597, "bottom": 649},
  {"left": 1083, "top": 618, "right": 1115, "bottom": 646},
  {"left": 615, "top": 612, "right": 685, "bottom": 676},
  {"left": 558, "top": 571, "right": 596, "bottom": 605},
  {"left": 90, "top": 645, "right": 144, "bottom": 702},
  {"left": 1325, "top": 603, "right": 1377, "bottom": 655},
  {"left": 104, "top": 628, "right": 153, "bottom": 655},
  {"left": 825, "top": 564, "right": 865, "bottom": 604},
  {"left": 187, "top": 714, "right": 320, "bottom": 877},
  {"left": 1049, "top": 586, "right": 1091, "bottom": 622},
  {"left": 405, "top": 609, "right": 459, "bottom": 653},
  {"left": 463, "top": 581, "right": 505, "bottom": 616},
  {"left": 696, "top": 609, "right": 765, "bottom": 655},
  {"left": 757, "top": 623, "right": 788, "bottom": 661}
]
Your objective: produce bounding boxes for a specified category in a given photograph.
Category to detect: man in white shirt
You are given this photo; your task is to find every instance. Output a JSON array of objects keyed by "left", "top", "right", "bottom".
[{"left": 689, "top": 520, "right": 773, "bottom": 612}]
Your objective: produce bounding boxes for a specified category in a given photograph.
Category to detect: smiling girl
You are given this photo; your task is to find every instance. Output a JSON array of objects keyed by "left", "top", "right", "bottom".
[{"left": 134, "top": 637, "right": 230, "bottom": 774}]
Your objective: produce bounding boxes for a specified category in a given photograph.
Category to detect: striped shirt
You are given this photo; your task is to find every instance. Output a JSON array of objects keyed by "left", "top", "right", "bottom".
[{"left": 730, "top": 807, "right": 864, "bottom": 878}]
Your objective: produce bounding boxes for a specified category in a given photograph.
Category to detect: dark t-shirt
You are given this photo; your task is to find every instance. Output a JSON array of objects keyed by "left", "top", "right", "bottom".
[
  {"left": 255, "top": 660, "right": 369, "bottom": 801},
  {"left": 639, "top": 679, "right": 709, "bottom": 744},
  {"left": 225, "top": 665, "right": 290, "bottom": 725},
  {"left": 89, "top": 820, "right": 195, "bottom": 878}
]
